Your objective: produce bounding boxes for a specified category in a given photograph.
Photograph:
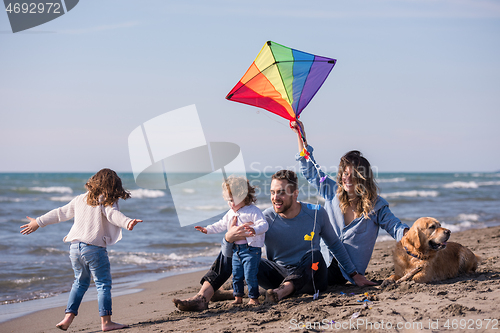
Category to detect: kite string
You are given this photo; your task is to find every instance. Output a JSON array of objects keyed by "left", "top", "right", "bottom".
[
  {"left": 257, "top": 110, "right": 289, "bottom": 128},
  {"left": 300, "top": 134, "right": 333, "bottom": 184},
  {"left": 311, "top": 194, "right": 319, "bottom": 299},
  {"left": 295, "top": 158, "right": 321, "bottom": 300},
  {"left": 297, "top": 140, "right": 335, "bottom": 301}
]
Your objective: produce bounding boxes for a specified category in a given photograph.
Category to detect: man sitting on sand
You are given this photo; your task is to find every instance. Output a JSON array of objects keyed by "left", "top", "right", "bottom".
[{"left": 173, "top": 170, "right": 375, "bottom": 311}]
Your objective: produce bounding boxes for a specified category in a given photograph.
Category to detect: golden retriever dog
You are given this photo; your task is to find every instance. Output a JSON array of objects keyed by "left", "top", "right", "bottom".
[{"left": 383, "top": 217, "right": 479, "bottom": 284}]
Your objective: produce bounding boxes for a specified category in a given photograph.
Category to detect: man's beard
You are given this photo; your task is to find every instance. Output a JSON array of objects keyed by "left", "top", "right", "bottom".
[{"left": 272, "top": 198, "right": 293, "bottom": 214}]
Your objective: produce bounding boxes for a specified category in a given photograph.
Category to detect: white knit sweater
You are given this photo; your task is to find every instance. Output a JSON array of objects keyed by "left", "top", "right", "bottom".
[
  {"left": 205, "top": 204, "right": 268, "bottom": 247},
  {"left": 36, "top": 192, "right": 132, "bottom": 247}
]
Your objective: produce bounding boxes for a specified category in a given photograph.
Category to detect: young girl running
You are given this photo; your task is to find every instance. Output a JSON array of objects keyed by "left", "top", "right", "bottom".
[{"left": 20, "top": 168, "right": 142, "bottom": 331}]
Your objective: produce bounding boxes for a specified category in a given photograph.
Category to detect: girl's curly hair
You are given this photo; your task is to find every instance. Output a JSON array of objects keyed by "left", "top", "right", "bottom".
[
  {"left": 85, "top": 168, "right": 131, "bottom": 207},
  {"left": 222, "top": 176, "right": 256, "bottom": 206}
]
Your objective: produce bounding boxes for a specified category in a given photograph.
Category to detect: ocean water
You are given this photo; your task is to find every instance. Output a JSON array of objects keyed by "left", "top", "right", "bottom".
[{"left": 1, "top": 171, "right": 499, "bottom": 320}]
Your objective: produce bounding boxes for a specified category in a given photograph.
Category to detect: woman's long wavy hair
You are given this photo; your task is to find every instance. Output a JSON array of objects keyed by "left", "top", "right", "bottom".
[
  {"left": 85, "top": 168, "right": 131, "bottom": 207},
  {"left": 336, "top": 151, "right": 378, "bottom": 218}
]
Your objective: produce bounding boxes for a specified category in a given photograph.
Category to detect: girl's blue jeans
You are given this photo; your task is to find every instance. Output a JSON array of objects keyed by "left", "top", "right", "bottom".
[
  {"left": 232, "top": 244, "right": 261, "bottom": 299},
  {"left": 66, "top": 243, "right": 112, "bottom": 317}
]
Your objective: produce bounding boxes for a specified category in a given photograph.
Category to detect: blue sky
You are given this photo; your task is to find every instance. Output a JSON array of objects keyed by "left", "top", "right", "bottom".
[{"left": 1, "top": 0, "right": 499, "bottom": 173}]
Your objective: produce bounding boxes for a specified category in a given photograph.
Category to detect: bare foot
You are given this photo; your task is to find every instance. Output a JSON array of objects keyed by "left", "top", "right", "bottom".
[
  {"left": 211, "top": 289, "right": 235, "bottom": 301},
  {"left": 172, "top": 294, "right": 208, "bottom": 311},
  {"left": 231, "top": 296, "right": 243, "bottom": 305},
  {"left": 101, "top": 315, "right": 129, "bottom": 331},
  {"left": 248, "top": 298, "right": 260, "bottom": 305},
  {"left": 265, "top": 289, "right": 279, "bottom": 304},
  {"left": 102, "top": 322, "right": 129, "bottom": 331},
  {"left": 56, "top": 313, "right": 75, "bottom": 331}
]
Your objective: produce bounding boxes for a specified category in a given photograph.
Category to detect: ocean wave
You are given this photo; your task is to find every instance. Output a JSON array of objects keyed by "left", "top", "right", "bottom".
[
  {"left": 27, "top": 247, "right": 67, "bottom": 256},
  {"left": 148, "top": 242, "right": 218, "bottom": 249},
  {"left": 109, "top": 248, "right": 220, "bottom": 266},
  {"left": 0, "top": 196, "right": 27, "bottom": 203},
  {"left": 129, "top": 189, "right": 165, "bottom": 199},
  {"left": 441, "top": 221, "right": 485, "bottom": 233},
  {"left": 457, "top": 213, "right": 480, "bottom": 222},
  {"left": 376, "top": 219, "right": 484, "bottom": 241},
  {"left": 442, "top": 181, "right": 500, "bottom": 189},
  {"left": 159, "top": 206, "right": 177, "bottom": 213},
  {"left": 182, "top": 188, "right": 196, "bottom": 194},
  {"left": 377, "top": 177, "right": 406, "bottom": 183},
  {"left": 29, "top": 186, "right": 73, "bottom": 194},
  {"left": 382, "top": 190, "right": 439, "bottom": 199},
  {"left": 50, "top": 195, "right": 76, "bottom": 202},
  {"left": 0, "top": 286, "right": 59, "bottom": 304},
  {"left": 472, "top": 173, "right": 500, "bottom": 178},
  {"left": 9, "top": 276, "right": 47, "bottom": 285},
  {"left": 442, "top": 181, "right": 479, "bottom": 189},
  {"left": 189, "top": 205, "right": 227, "bottom": 211},
  {"left": 478, "top": 181, "right": 500, "bottom": 186},
  {"left": 427, "top": 180, "right": 500, "bottom": 189}
]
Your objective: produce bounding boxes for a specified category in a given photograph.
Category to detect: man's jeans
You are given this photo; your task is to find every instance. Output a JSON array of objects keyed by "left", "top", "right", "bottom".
[
  {"left": 67, "top": 243, "right": 112, "bottom": 317},
  {"left": 232, "top": 244, "right": 261, "bottom": 299}
]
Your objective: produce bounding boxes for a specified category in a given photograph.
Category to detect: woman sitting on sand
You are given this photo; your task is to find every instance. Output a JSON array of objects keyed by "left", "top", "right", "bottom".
[{"left": 291, "top": 120, "right": 409, "bottom": 285}]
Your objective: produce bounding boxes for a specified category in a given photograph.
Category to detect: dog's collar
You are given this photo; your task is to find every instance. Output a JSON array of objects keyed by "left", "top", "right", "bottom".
[{"left": 404, "top": 246, "right": 425, "bottom": 260}]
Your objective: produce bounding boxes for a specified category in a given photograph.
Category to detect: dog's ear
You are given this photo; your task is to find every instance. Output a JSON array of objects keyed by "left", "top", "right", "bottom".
[
  {"left": 405, "top": 226, "right": 423, "bottom": 251},
  {"left": 415, "top": 228, "right": 425, "bottom": 252}
]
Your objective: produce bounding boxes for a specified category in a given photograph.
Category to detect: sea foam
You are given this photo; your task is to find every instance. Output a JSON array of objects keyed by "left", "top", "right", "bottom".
[
  {"left": 440, "top": 180, "right": 500, "bottom": 189},
  {"left": 376, "top": 177, "right": 406, "bottom": 183},
  {"left": 442, "top": 181, "right": 479, "bottom": 189},
  {"left": 29, "top": 186, "right": 73, "bottom": 194},
  {"left": 191, "top": 205, "right": 227, "bottom": 211},
  {"left": 457, "top": 213, "right": 480, "bottom": 222},
  {"left": 129, "top": 189, "right": 165, "bottom": 199},
  {"left": 441, "top": 221, "right": 484, "bottom": 233},
  {"left": 109, "top": 248, "right": 220, "bottom": 266},
  {"left": 382, "top": 190, "right": 439, "bottom": 199},
  {"left": 50, "top": 195, "right": 76, "bottom": 202}
]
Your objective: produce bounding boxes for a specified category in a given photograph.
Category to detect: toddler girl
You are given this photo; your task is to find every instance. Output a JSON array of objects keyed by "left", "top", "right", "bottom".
[{"left": 195, "top": 176, "right": 268, "bottom": 305}]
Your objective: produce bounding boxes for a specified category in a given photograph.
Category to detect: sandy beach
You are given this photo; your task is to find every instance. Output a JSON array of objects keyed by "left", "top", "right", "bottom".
[{"left": 1, "top": 226, "right": 499, "bottom": 333}]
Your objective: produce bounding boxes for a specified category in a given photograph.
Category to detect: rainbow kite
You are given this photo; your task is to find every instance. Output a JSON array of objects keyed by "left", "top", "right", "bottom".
[{"left": 226, "top": 41, "right": 336, "bottom": 125}]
